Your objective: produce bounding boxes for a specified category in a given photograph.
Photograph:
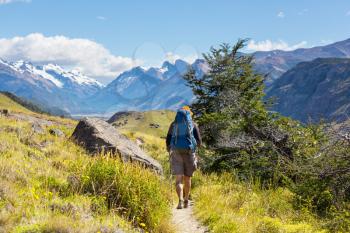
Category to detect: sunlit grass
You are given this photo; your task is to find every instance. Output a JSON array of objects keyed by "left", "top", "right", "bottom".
[
  {"left": 110, "top": 110, "right": 175, "bottom": 138},
  {"left": 193, "top": 172, "right": 328, "bottom": 233},
  {"left": 0, "top": 106, "right": 174, "bottom": 233}
]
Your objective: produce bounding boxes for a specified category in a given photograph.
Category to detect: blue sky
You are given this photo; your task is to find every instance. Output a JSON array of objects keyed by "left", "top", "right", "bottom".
[{"left": 0, "top": 0, "right": 350, "bottom": 83}]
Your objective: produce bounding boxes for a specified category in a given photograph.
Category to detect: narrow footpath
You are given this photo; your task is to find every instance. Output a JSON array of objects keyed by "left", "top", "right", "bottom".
[{"left": 171, "top": 200, "right": 208, "bottom": 233}]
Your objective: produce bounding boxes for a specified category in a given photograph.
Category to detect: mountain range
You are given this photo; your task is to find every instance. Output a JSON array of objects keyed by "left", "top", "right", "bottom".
[
  {"left": 0, "top": 59, "right": 103, "bottom": 114},
  {"left": 0, "top": 38, "right": 350, "bottom": 120},
  {"left": 266, "top": 58, "right": 350, "bottom": 122},
  {"left": 253, "top": 38, "right": 350, "bottom": 86}
]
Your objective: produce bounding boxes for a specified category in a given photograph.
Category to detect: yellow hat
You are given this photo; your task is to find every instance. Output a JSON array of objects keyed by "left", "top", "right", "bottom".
[{"left": 181, "top": 105, "right": 193, "bottom": 116}]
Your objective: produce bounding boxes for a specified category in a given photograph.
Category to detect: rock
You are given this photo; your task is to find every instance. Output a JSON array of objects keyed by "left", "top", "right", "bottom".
[
  {"left": 135, "top": 137, "right": 145, "bottom": 146},
  {"left": 49, "top": 129, "right": 65, "bottom": 137},
  {"left": 10, "top": 113, "right": 54, "bottom": 126},
  {"left": 39, "top": 140, "right": 53, "bottom": 148},
  {"left": 32, "top": 123, "right": 44, "bottom": 134},
  {"left": 71, "top": 118, "right": 163, "bottom": 174},
  {"left": 0, "top": 109, "right": 10, "bottom": 116},
  {"left": 149, "top": 123, "right": 160, "bottom": 128}
]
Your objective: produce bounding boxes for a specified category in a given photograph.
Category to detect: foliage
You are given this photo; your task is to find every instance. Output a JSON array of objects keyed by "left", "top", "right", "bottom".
[{"left": 184, "top": 39, "right": 318, "bottom": 185}]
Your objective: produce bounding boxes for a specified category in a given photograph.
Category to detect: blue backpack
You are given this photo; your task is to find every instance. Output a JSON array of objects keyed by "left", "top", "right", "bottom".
[{"left": 170, "top": 109, "right": 197, "bottom": 152}]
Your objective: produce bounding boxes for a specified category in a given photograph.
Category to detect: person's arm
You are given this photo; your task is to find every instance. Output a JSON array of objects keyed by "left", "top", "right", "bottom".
[
  {"left": 193, "top": 123, "right": 202, "bottom": 147},
  {"left": 166, "top": 122, "right": 174, "bottom": 152}
]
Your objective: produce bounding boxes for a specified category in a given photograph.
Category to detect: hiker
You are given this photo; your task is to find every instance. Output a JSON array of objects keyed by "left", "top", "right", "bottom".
[{"left": 166, "top": 106, "right": 202, "bottom": 209}]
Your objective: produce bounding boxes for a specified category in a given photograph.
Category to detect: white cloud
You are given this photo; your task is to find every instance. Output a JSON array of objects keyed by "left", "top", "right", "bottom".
[
  {"left": 346, "top": 10, "right": 350, "bottom": 16},
  {"left": 96, "top": 16, "right": 107, "bottom": 20},
  {"left": 277, "top": 11, "right": 285, "bottom": 18},
  {"left": 247, "top": 40, "right": 308, "bottom": 51},
  {"left": 0, "top": 0, "right": 30, "bottom": 4},
  {"left": 0, "top": 33, "right": 139, "bottom": 81},
  {"left": 165, "top": 52, "right": 198, "bottom": 64}
]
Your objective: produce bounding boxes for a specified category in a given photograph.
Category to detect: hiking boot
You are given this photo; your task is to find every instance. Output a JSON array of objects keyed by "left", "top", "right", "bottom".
[
  {"left": 177, "top": 200, "right": 184, "bottom": 209},
  {"left": 184, "top": 200, "right": 189, "bottom": 208}
]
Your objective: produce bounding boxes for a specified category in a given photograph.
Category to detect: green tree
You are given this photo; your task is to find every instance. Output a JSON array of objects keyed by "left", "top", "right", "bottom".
[
  {"left": 185, "top": 39, "right": 267, "bottom": 145},
  {"left": 184, "top": 40, "right": 317, "bottom": 184}
]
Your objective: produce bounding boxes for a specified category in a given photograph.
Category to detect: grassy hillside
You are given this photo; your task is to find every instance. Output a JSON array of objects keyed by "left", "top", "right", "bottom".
[
  {"left": 0, "top": 93, "right": 33, "bottom": 114},
  {"left": 0, "top": 96, "right": 173, "bottom": 233},
  {"left": 108, "top": 110, "right": 175, "bottom": 138},
  {"left": 0, "top": 92, "right": 70, "bottom": 117}
]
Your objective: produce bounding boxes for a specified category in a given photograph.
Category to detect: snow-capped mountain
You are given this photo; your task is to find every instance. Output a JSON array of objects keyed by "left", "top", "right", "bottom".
[
  {"left": 0, "top": 59, "right": 103, "bottom": 113},
  {"left": 84, "top": 59, "right": 208, "bottom": 115}
]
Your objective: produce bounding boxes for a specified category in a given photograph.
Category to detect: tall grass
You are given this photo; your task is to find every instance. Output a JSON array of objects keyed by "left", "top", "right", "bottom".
[
  {"left": 0, "top": 106, "right": 174, "bottom": 233},
  {"left": 192, "top": 172, "right": 328, "bottom": 233},
  {"left": 76, "top": 157, "right": 174, "bottom": 232}
]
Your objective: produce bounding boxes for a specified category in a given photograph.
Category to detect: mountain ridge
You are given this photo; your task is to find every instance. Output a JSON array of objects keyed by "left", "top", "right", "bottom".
[
  {"left": 266, "top": 57, "right": 350, "bottom": 122},
  {"left": 0, "top": 58, "right": 103, "bottom": 114},
  {"left": 253, "top": 38, "right": 350, "bottom": 85}
]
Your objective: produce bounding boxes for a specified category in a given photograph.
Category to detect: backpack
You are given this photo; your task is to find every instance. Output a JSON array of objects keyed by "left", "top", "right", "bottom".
[{"left": 170, "top": 109, "right": 197, "bottom": 152}]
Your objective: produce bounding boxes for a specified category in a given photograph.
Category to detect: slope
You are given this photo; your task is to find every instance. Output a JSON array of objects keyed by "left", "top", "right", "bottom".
[{"left": 0, "top": 95, "right": 173, "bottom": 233}]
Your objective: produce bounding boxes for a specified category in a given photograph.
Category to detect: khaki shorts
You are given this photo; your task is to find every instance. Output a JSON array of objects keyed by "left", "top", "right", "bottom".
[{"left": 170, "top": 149, "right": 197, "bottom": 177}]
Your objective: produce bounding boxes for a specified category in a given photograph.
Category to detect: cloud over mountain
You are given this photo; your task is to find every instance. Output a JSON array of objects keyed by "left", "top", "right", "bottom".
[
  {"left": 247, "top": 39, "right": 307, "bottom": 51},
  {"left": 0, "top": 33, "right": 137, "bottom": 82}
]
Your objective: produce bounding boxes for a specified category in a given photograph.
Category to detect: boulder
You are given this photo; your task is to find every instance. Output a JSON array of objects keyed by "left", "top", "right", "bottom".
[
  {"left": 149, "top": 123, "right": 160, "bottom": 128},
  {"left": 0, "top": 109, "right": 10, "bottom": 116},
  {"left": 32, "top": 123, "right": 44, "bottom": 134},
  {"left": 49, "top": 128, "right": 65, "bottom": 137},
  {"left": 71, "top": 118, "right": 163, "bottom": 174}
]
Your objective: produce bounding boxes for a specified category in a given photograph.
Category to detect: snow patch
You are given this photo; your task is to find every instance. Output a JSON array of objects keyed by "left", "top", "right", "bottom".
[
  {"left": 43, "top": 64, "right": 104, "bottom": 87},
  {"left": 11, "top": 61, "right": 64, "bottom": 88}
]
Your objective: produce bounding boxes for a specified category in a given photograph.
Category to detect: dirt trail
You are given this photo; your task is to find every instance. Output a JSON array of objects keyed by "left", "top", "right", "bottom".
[{"left": 171, "top": 200, "right": 208, "bottom": 233}]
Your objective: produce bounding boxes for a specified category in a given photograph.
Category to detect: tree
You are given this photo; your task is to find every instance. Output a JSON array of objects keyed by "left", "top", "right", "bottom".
[
  {"left": 185, "top": 39, "right": 267, "bottom": 144},
  {"left": 184, "top": 40, "right": 317, "bottom": 184}
]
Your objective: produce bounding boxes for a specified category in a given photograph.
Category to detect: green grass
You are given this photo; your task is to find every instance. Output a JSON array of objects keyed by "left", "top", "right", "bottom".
[
  {"left": 78, "top": 157, "right": 173, "bottom": 232},
  {"left": 192, "top": 173, "right": 328, "bottom": 233},
  {"left": 0, "top": 97, "right": 174, "bottom": 233},
  {"left": 0, "top": 116, "right": 137, "bottom": 232},
  {"left": 0, "top": 93, "right": 33, "bottom": 113}
]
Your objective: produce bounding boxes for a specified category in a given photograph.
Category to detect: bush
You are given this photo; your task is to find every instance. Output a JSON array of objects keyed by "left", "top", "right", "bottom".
[{"left": 78, "top": 157, "right": 172, "bottom": 232}]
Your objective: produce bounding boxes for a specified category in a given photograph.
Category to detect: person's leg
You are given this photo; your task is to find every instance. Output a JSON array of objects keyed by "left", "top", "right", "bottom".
[
  {"left": 183, "top": 151, "right": 196, "bottom": 208},
  {"left": 183, "top": 176, "right": 191, "bottom": 201},
  {"left": 170, "top": 150, "right": 185, "bottom": 209},
  {"left": 175, "top": 175, "right": 184, "bottom": 209},
  {"left": 175, "top": 175, "right": 184, "bottom": 200}
]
